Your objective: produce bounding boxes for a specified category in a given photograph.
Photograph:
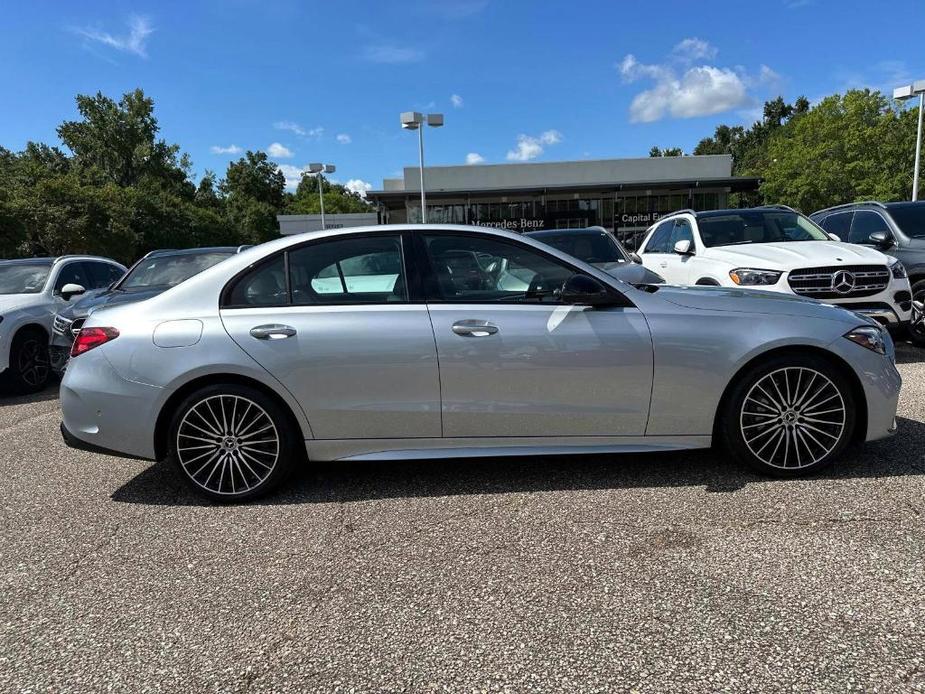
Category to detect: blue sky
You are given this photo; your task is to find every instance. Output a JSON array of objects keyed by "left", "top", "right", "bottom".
[{"left": 1, "top": 0, "right": 923, "bottom": 195}]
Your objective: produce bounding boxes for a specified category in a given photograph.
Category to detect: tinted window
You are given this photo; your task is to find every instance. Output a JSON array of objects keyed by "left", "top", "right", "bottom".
[
  {"left": 121, "top": 252, "right": 232, "bottom": 290},
  {"left": 423, "top": 234, "right": 573, "bottom": 303},
  {"left": 54, "top": 263, "right": 89, "bottom": 292},
  {"left": 698, "top": 211, "right": 828, "bottom": 247},
  {"left": 848, "top": 211, "right": 890, "bottom": 244},
  {"left": 643, "top": 221, "right": 673, "bottom": 253},
  {"left": 289, "top": 235, "right": 405, "bottom": 305},
  {"left": 887, "top": 203, "right": 925, "bottom": 238},
  {"left": 0, "top": 263, "right": 51, "bottom": 294},
  {"left": 529, "top": 231, "right": 626, "bottom": 263},
  {"left": 84, "top": 262, "right": 124, "bottom": 289},
  {"left": 225, "top": 255, "right": 288, "bottom": 307},
  {"left": 669, "top": 219, "right": 694, "bottom": 248},
  {"left": 819, "top": 212, "right": 852, "bottom": 240}
]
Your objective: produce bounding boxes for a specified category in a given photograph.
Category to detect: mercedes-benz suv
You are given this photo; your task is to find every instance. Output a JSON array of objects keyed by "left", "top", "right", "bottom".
[{"left": 636, "top": 206, "right": 912, "bottom": 331}]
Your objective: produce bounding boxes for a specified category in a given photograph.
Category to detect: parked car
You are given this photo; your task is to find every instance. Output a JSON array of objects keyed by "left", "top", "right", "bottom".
[
  {"left": 59, "top": 224, "right": 900, "bottom": 501},
  {"left": 636, "top": 205, "right": 912, "bottom": 331},
  {"left": 50, "top": 246, "right": 250, "bottom": 374},
  {"left": 0, "top": 255, "right": 125, "bottom": 393},
  {"left": 525, "top": 227, "right": 665, "bottom": 286},
  {"left": 810, "top": 201, "right": 925, "bottom": 346}
]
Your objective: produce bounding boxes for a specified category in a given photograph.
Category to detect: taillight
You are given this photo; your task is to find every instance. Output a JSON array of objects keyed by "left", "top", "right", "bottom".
[{"left": 71, "top": 327, "right": 120, "bottom": 357}]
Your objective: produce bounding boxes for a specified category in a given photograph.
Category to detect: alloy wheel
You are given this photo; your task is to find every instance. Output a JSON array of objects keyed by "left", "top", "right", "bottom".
[
  {"left": 911, "top": 289, "right": 925, "bottom": 339},
  {"left": 176, "top": 394, "right": 280, "bottom": 496},
  {"left": 18, "top": 337, "right": 49, "bottom": 387},
  {"left": 739, "top": 367, "right": 846, "bottom": 470}
]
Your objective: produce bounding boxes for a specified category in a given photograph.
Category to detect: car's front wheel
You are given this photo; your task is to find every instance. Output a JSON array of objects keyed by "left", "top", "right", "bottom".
[
  {"left": 2, "top": 328, "right": 51, "bottom": 394},
  {"left": 722, "top": 355, "right": 856, "bottom": 477},
  {"left": 167, "top": 384, "right": 299, "bottom": 501},
  {"left": 909, "top": 279, "right": 925, "bottom": 348}
]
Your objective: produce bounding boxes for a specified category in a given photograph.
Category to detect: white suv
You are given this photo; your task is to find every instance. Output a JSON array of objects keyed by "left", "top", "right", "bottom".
[
  {"left": 636, "top": 206, "right": 912, "bottom": 328},
  {"left": 0, "top": 255, "right": 126, "bottom": 393}
]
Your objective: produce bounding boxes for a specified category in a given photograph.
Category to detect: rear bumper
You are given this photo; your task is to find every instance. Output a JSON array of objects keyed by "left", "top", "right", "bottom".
[{"left": 60, "top": 421, "right": 152, "bottom": 461}]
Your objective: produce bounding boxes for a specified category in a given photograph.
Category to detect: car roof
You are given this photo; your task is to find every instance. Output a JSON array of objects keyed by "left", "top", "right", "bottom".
[
  {"left": 0, "top": 257, "right": 55, "bottom": 266},
  {"left": 525, "top": 228, "right": 610, "bottom": 237},
  {"left": 142, "top": 246, "right": 247, "bottom": 259}
]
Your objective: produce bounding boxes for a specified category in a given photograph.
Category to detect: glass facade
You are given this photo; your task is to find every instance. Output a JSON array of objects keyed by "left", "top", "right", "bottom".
[{"left": 401, "top": 189, "right": 731, "bottom": 249}]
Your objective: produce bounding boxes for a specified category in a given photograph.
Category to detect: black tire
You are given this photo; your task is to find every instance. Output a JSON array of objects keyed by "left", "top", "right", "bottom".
[
  {"left": 2, "top": 327, "right": 51, "bottom": 394},
  {"left": 721, "top": 354, "right": 856, "bottom": 477},
  {"left": 167, "top": 383, "right": 300, "bottom": 502},
  {"left": 909, "top": 279, "right": 925, "bottom": 348}
]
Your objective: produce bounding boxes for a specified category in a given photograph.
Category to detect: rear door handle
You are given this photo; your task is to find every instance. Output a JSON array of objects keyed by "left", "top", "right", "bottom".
[
  {"left": 452, "top": 320, "right": 499, "bottom": 337},
  {"left": 249, "top": 324, "right": 297, "bottom": 340}
]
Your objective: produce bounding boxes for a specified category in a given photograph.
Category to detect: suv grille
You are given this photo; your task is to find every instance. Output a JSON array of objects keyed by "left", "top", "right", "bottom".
[
  {"left": 53, "top": 315, "right": 72, "bottom": 336},
  {"left": 787, "top": 264, "right": 890, "bottom": 299}
]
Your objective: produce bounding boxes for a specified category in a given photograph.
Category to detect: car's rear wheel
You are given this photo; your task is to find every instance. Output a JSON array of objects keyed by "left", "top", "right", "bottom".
[
  {"left": 909, "top": 279, "right": 925, "bottom": 348},
  {"left": 722, "top": 355, "right": 856, "bottom": 477},
  {"left": 167, "top": 384, "right": 299, "bottom": 501},
  {"left": 2, "top": 328, "right": 51, "bottom": 394}
]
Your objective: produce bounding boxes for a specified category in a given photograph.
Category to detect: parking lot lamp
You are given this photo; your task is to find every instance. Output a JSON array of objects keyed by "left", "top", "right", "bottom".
[
  {"left": 894, "top": 81, "right": 925, "bottom": 201},
  {"left": 401, "top": 112, "right": 444, "bottom": 223},
  {"left": 308, "top": 163, "right": 336, "bottom": 229}
]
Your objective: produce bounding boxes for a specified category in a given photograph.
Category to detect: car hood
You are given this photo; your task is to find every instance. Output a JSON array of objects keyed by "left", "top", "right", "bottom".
[
  {"left": 704, "top": 240, "right": 889, "bottom": 269},
  {"left": 654, "top": 285, "right": 873, "bottom": 325},
  {"left": 60, "top": 286, "right": 166, "bottom": 320},
  {"left": 594, "top": 261, "right": 665, "bottom": 285},
  {"left": 0, "top": 293, "right": 45, "bottom": 314}
]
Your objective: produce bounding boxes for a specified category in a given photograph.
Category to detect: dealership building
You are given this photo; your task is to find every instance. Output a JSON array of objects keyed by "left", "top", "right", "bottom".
[{"left": 363, "top": 154, "right": 760, "bottom": 247}]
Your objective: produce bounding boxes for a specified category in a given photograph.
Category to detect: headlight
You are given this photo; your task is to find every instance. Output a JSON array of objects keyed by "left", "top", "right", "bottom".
[
  {"left": 844, "top": 326, "right": 886, "bottom": 354},
  {"left": 729, "top": 268, "right": 783, "bottom": 286},
  {"left": 890, "top": 259, "right": 907, "bottom": 279}
]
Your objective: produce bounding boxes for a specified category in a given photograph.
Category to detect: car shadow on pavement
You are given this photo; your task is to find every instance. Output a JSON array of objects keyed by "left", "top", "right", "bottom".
[
  {"left": 0, "top": 384, "right": 59, "bottom": 407},
  {"left": 111, "top": 416, "right": 925, "bottom": 507},
  {"left": 894, "top": 341, "right": 924, "bottom": 364}
]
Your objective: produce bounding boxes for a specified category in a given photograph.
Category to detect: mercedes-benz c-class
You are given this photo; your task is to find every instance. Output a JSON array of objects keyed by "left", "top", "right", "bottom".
[{"left": 59, "top": 225, "right": 901, "bottom": 501}]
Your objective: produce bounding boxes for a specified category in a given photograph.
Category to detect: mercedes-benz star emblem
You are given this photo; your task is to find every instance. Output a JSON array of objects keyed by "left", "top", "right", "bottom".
[{"left": 831, "top": 270, "right": 856, "bottom": 294}]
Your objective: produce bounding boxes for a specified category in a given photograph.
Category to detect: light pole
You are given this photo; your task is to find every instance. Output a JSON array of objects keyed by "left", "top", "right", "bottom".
[
  {"left": 400, "top": 111, "right": 444, "bottom": 223},
  {"left": 894, "top": 80, "right": 925, "bottom": 201},
  {"left": 307, "top": 163, "right": 336, "bottom": 229}
]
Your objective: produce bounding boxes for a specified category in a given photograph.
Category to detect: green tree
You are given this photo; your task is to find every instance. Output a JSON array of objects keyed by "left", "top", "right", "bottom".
[
  {"left": 761, "top": 89, "right": 920, "bottom": 212},
  {"left": 286, "top": 172, "right": 371, "bottom": 214},
  {"left": 648, "top": 146, "right": 684, "bottom": 157}
]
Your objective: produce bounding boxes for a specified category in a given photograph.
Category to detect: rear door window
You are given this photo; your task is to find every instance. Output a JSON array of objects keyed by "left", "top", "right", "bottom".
[{"left": 819, "top": 212, "right": 852, "bottom": 240}]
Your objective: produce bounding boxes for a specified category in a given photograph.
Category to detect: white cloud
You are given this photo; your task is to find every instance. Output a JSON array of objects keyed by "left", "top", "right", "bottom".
[
  {"left": 465, "top": 152, "right": 485, "bottom": 165},
  {"left": 451, "top": 94, "right": 464, "bottom": 108},
  {"left": 274, "top": 121, "right": 305, "bottom": 136},
  {"left": 209, "top": 144, "right": 242, "bottom": 155},
  {"left": 336, "top": 133, "right": 352, "bottom": 144},
  {"left": 505, "top": 130, "right": 563, "bottom": 162},
  {"left": 267, "top": 142, "right": 294, "bottom": 158},
  {"left": 73, "top": 15, "right": 153, "bottom": 58},
  {"left": 362, "top": 44, "right": 424, "bottom": 64},
  {"left": 618, "top": 47, "right": 765, "bottom": 123},
  {"left": 344, "top": 179, "right": 373, "bottom": 198},
  {"left": 278, "top": 164, "right": 306, "bottom": 191},
  {"left": 672, "top": 37, "right": 717, "bottom": 62}
]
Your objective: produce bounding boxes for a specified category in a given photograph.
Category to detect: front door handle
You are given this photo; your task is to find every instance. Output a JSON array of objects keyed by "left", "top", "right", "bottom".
[
  {"left": 452, "top": 320, "right": 499, "bottom": 337},
  {"left": 249, "top": 324, "right": 297, "bottom": 340}
]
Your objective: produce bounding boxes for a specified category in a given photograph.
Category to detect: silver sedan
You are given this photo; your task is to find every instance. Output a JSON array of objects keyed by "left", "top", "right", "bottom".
[{"left": 60, "top": 225, "right": 901, "bottom": 501}]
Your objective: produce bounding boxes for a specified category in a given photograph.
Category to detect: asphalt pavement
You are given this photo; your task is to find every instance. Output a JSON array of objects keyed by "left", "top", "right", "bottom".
[{"left": 1, "top": 345, "right": 923, "bottom": 692}]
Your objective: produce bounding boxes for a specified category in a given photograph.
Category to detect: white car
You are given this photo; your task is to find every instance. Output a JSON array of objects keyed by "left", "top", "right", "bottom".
[
  {"left": 636, "top": 206, "right": 912, "bottom": 329},
  {"left": 0, "top": 255, "right": 126, "bottom": 392}
]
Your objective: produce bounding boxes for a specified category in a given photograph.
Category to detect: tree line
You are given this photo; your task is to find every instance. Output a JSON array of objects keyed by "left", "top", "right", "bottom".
[
  {"left": 0, "top": 89, "right": 370, "bottom": 263},
  {"left": 649, "top": 89, "right": 923, "bottom": 212}
]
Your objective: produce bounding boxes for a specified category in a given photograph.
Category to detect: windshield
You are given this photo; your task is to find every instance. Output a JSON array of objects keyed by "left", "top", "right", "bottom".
[
  {"left": 888, "top": 203, "right": 925, "bottom": 238},
  {"left": 0, "top": 263, "right": 51, "bottom": 295},
  {"left": 531, "top": 231, "right": 626, "bottom": 263},
  {"left": 119, "top": 252, "right": 232, "bottom": 290},
  {"left": 699, "top": 211, "right": 830, "bottom": 248}
]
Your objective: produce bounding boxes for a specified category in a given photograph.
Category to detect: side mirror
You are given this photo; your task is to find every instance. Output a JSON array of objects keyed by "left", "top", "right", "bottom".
[
  {"left": 673, "top": 239, "right": 694, "bottom": 255},
  {"left": 827, "top": 232, "right": 841, "bottom": 242},
  {"left": 868, "top": 230, "right": 893, "bottom": 248},
  {"left": 559, "top": 274, "right": 617, "bottom": 306},
  {"left": 59, "top": 283, "right": 86, "bottom": 301},
  {"left": 629, "top": 252, "right": 642, "bottom": 264}
]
